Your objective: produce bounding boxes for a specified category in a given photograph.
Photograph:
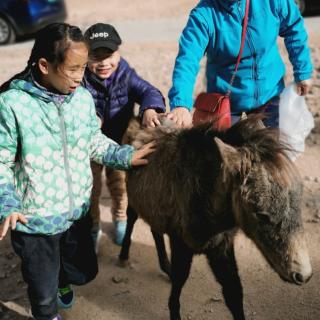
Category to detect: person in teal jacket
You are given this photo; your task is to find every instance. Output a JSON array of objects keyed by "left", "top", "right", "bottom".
[
  {"left": 0, "top": 23, "right": 154, "bottom": 320},
  {"left": 167, "top": 0, "right": 313, "bottom": 127}
]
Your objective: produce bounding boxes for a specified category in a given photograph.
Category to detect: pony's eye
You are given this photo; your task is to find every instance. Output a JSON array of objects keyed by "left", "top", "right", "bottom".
[{"left": 256, "top": 211, "right": 271, "bottom": 223}]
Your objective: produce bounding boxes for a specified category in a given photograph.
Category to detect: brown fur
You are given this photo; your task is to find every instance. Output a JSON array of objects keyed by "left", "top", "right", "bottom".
[{"left": 121, "top": 115, "right": 311, "bottom": 320}]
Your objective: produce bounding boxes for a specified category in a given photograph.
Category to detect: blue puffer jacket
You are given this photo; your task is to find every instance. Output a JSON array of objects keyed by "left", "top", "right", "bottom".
[
  {"left": 169, "top": 0, "right": 313, "bottom": 112},
  {"left": 83, "top": 58, "right": 166, "bottom": 143}
]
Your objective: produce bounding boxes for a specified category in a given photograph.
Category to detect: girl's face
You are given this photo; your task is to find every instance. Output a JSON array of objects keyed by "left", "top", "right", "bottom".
[
  {"left": 88, "top": 48, "right": 120, "bottom": 80},
  {"left": 39, "top": 42, "right": 88, "bottom": 94}
]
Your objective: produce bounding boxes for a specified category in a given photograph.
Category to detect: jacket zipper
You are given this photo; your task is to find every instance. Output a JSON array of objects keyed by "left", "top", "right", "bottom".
[
  {"left": 56, "top": 103, "right": 75, "bottom": 217},
  {"left": 236, "top": 0, "right": 258, "bottom": 108}
]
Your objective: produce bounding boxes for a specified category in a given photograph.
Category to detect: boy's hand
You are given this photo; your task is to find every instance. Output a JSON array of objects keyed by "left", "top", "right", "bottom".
[
  {"left": 0, "top": 212, "right": 28, "bottom": 240},
  {"left": 166, "top": 107, "right": 192, "bottom": 127},
  {"left": 131, "top": 141, "right": 156, "bottom": 166},
  {"left": 142, "top": 109, "right": 162, "bottom": 128}
]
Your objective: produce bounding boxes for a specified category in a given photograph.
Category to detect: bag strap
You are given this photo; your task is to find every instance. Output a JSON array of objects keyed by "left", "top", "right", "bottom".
[{"left": 226, "top": 0, "right": 250, "bottom": 96}]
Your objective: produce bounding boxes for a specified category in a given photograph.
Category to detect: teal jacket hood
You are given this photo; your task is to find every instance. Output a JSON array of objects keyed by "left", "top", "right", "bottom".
[
  {"left": 9, "top": 75, "right": 75, "bottom": 105},
  {"left": 10, "top": 77, "right": 52, "bottom": 102}
]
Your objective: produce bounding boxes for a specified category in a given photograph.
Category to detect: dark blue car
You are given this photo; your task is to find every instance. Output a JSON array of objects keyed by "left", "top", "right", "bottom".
[{"left": 0, "top": 0, "right": 67, "bottom": 44}]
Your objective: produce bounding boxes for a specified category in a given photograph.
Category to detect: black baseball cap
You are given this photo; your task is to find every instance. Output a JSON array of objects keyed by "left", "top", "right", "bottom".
[{"left": 84, "top": 23, "right": 122, "bottom": 51}]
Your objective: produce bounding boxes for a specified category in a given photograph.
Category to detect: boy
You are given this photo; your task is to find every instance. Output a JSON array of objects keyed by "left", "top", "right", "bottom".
[{"left": 83, "top": 23, "right": 166, "bottom": 249}]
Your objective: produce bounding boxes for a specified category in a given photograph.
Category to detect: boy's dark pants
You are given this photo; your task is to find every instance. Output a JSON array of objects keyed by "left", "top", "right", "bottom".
[{"left": 11, "top": 214, "right": 98, "bottom": 320}]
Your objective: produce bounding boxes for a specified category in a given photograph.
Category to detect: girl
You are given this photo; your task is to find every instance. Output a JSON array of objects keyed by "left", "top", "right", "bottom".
[{"left": 0, "top": 23, "right": 154, "bottom": 320}]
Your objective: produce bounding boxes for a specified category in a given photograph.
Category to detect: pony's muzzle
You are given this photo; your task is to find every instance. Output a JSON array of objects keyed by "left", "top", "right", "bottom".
[
  {"left": 288, "top": 233, "right": 312, "bottom": 285},
  {"left": 291, "top": 270, "right": 312, "bottom": 285}
]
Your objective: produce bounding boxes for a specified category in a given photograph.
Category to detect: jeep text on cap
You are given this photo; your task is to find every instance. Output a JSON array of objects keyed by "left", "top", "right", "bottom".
[{"left": 90, "top": 32, "right": 109, "bottom": 40}]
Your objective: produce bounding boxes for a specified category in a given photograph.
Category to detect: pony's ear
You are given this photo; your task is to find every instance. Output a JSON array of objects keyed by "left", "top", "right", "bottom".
[
  {"left": 256, "top": 119, "right": 265, "bottom": 129},
  {"left": 214, "top": 137, "right": 241, "bottom": 175}
]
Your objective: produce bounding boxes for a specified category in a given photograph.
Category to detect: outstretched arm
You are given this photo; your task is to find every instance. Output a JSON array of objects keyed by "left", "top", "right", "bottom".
[
  {"left": 129, "top": 69, "right": 166, "bottom": 121},
  {"left": 168, "top": 8, "right": 211, "bottom": 126},
  {"left": 88, "top": 96, "right": 155, "bottom": 169}
]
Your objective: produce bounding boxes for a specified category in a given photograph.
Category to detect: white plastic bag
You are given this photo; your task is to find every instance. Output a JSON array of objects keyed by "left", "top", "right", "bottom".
[{"left": 279, "top": 83, "right": 314, "bottom": 161}]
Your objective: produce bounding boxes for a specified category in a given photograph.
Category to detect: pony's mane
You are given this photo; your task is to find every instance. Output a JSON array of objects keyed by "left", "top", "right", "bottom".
[
  {"left": 129, "top": 114, "right": 298, "bottom": 186},
  {"left": 220, "top": 114, "right": 298, "bottom": 186}
]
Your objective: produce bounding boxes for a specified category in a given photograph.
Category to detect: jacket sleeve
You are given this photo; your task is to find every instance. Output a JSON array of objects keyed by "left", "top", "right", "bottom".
[
  {"left": 168, "top": 8, "right": 211, "bottom": 111},
  {"left": 88, "top": 95, "right": 135, "bottom": 170},
  {"left": 0, "top": 96, "right": 22, "bottom": 223},
  {"left": 278, "top": 0, "right": 313, "bottom": 82},
  {"left": 128, "top": 68, "right": 166, "bottom": 117}
]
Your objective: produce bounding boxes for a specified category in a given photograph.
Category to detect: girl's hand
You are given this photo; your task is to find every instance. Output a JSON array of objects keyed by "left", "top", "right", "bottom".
[
  {"left": 131, "top": 141, "right": 156, "bottom": 166},
  {"left": 0, "top": 212, "right": 28, "bottom": 240},
  {"left": 166, "top": 107, "right": 192, "bottom": 127},
  {"left": 142, "top": 109, "right": 162, "bottom": 128},
  {"left": 296, "top": 79, "right": 312, "bottom": 96}
]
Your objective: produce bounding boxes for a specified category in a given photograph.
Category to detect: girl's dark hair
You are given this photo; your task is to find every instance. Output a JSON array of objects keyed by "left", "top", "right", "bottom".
[{"left": 0, "top": 23, "right": 86, "bottom": 93}]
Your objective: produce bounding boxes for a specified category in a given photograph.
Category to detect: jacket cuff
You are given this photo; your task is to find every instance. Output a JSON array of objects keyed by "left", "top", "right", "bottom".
[
  {"left": 0, "top": 183, "right": 22, "bottom": 223},
  {"left": 294, "top": 72, "right": 312, "bottom": 82},
  {"left": 102, "top": 144, "right": 135, "bottom": 170},
  {"left": 139, "top": 105, "right": 166, "bottom": 118},
  {"left": 169, "top": 99, "right": 193, "bottom": 111}
]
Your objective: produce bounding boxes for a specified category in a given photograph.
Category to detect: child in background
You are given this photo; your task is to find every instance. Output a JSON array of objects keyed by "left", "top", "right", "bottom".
[
  {"left": 83, "top": 23, "right": 166, "bottom": 248},
  {"left": 0, "top": 23, "right": 154, "bottom": 320}
]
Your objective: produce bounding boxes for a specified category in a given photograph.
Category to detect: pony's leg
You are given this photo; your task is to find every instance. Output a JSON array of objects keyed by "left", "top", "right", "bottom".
[
  {"left": 168, "top": 235, "right": 193, "bottom": 320},
  {"left": 118, "top": 206, "right": 138, "bottom": 264},
  {"left": 151, "top": 230, "right": 171, "bottom": 278},
  {"left": 205, "top": 231, "right": 245, "bottom": 320}
]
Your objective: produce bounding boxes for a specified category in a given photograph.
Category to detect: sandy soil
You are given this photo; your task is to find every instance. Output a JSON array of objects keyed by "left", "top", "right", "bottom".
[{"left": 0, "top": 1, "right": 320, "bottom": 319}]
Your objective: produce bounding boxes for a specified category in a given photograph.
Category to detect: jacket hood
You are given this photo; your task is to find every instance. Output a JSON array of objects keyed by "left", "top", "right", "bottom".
[
  {"left": 9, "top": 74, "right": 75, "bottom": 105},
  {"left": 10, "top": 76, "right": 52, "bottom": 103}
]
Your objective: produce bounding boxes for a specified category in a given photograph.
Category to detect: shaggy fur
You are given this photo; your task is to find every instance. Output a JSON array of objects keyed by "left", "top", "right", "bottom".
[{"left": 120, "top": 115, "right": 312, "bottom": 320}]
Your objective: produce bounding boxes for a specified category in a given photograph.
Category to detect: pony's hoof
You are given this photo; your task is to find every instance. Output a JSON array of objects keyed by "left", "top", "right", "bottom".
[
  {"left": 117, "top": 259, "right": 129, "bottom": 268},
  {"left": 117, "top": 259, "right": 135, "bottom": 270}
]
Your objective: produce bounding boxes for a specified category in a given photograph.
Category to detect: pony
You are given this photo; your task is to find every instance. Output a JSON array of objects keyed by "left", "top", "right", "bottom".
[{"left": 119, "top": 115, "right": 312, "bottom": 320}]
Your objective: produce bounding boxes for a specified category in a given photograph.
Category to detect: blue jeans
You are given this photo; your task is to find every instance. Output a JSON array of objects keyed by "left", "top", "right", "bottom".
[
  {"left": 231, "top": 96, "right": 280, "bottom": 128},
  {"left": 11, "top": 214, "right": 97, "bottom": 320}
]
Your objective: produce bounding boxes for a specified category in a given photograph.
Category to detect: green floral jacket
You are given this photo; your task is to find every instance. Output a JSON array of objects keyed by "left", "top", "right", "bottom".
[{"left": 0, "top": 78, "right": 134, "bottom": 235}]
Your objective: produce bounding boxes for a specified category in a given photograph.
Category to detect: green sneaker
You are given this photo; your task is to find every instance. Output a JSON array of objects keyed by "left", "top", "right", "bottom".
[{"left": 57, "top": 285, "right": 74, "bottom": 309}]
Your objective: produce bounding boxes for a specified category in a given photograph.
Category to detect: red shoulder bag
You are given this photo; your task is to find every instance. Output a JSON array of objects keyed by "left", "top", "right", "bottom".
[{"left": 192, "top": 0, "right": 250, "bottom": 131}]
